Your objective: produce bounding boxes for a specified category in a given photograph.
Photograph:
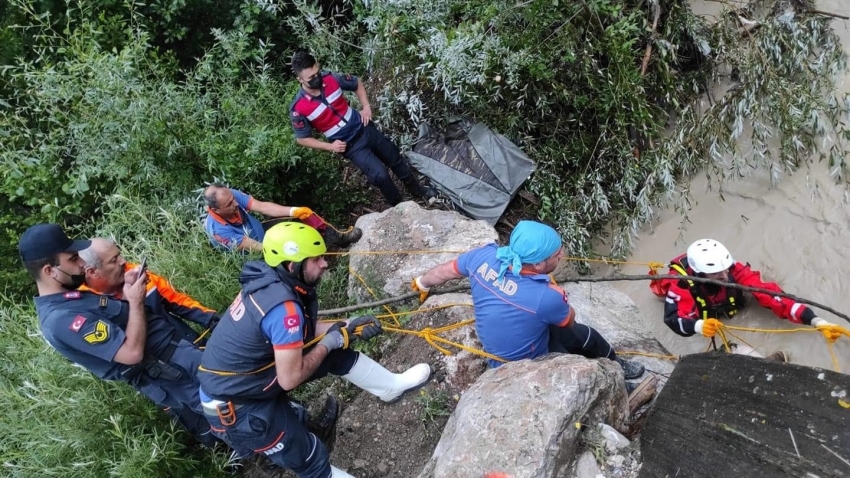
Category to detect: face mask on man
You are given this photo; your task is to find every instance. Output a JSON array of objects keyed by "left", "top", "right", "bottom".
[
  {"left": 306, "top": 75, "right": 323, "bottom": 90},
  {"left": 53, "top": 266, "right": 86, "bottom": 289}
]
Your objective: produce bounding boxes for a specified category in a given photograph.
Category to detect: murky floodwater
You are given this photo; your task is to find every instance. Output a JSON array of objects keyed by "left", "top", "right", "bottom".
[{"left": 612, "top": 0, "right": 850, "bottom": 372}]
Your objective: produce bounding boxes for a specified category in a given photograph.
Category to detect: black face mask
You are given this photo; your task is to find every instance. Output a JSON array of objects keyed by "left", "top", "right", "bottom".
[
  {"left": 54, "top": 267, "right": 86, "bottom": 290},
  {"left": 306, "top": 75, "right": 323, "bottom": 90}
]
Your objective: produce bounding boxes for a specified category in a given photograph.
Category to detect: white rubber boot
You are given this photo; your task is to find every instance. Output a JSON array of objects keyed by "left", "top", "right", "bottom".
[
  {"left": 343, "top": 353, "right": 432, "bottom": 403},
  {"left": 331, "top": 465, "right": 356, "bottom": 477}
]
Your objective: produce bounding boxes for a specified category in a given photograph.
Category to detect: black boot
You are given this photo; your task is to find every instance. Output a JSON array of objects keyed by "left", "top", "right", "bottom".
[
  {"left": 307, "top": 394, "right": 340, "bottom": 451},
  {"left": 322, "top": 227, "right": 363, "bottom": 248},
  {"left": 403, "top": 177, "right": 438, "bottom": 205},
  {"left": 614, "top": 356, "right": 645, "bottom": 380}
]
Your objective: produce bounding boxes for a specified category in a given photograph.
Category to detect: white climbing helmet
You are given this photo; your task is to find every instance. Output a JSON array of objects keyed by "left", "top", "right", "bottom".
[{"left": 686, "top": 239, "right": 734, "bottom": 274}]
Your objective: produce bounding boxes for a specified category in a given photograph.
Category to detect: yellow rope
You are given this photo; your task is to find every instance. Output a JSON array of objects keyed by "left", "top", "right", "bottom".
[
  {"left": 255, "top": 239, "right": 845, "bottom": 370},
  {"left": 826, "top": 341, "right": 842, "bottom": 373},
  {"left": 617, "top": 351, "right": 679, "bottom": 360},
  {"left": 348, "top": 266, "right": 400, "bottom": 326},
  {"left": 708, "top": 322, "right": 848, "bottom": 372}
]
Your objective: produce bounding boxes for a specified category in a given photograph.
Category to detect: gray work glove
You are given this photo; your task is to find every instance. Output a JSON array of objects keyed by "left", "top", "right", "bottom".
[
  {"left": 346, "top": 315, "right": 383, "bottom": 341},
  {"left": 318, "top": 322, "right": 351, "bottom": 351}
]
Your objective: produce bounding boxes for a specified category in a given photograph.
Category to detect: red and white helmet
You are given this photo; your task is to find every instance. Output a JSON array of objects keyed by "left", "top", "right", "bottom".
[{"left": 687, "top": 239, "right": 734, "bottom": 274}]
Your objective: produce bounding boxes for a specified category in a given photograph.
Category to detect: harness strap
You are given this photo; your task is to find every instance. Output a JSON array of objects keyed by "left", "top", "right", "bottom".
[
  {"left": 198, "top": 361, "right": 276, "bottom": 377},
  {"left": 669, "top": 261, "right": 737, "bottom": 320}
]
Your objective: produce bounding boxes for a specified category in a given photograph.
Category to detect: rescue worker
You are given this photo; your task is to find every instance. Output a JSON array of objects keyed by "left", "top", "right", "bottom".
[
  {"left": 656, "top": 238, "right": 840, "bottom": 360},
  {"left": 411, "top": 220, "right": 645, "bottom": 380},
  {"left": 289, "top": 51, "right": 437, "bottom": 206},
  {"left": 79, "top": 237, "right": 218, "bottom": 343},
  {"left": 78, "top": 237, "right": 219, "bottom": 440},
  {"left": 20, "top": 224, "right": 218, "bottom": 448},
  {"left": 203, "top": 183, "right": 362, "bottom": 252},
  {"left": 197, "top": 222, "right": 432, "bottom": 478}
]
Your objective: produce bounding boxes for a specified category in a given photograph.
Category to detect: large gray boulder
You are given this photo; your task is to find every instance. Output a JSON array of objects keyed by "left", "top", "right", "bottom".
[
  {"left": 417, "top": 354, "right": 629, "bottom": 478},
  {"left": 564, "top": 282, "right": 677, "bottom": 381},
  {"left": 347, "top": 201, "right": 497, "bottom": 302}
]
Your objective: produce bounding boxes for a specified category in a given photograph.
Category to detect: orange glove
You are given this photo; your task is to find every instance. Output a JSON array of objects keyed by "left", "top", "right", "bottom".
[
  {"left": 411, "top": 277, "right": 430, "bottom": 303},
  {"left": 695, "top": 318, "right": 722, "bottom": 338},
  {"left": 290, "top": 207, "right": 314, "bottom": 220}
]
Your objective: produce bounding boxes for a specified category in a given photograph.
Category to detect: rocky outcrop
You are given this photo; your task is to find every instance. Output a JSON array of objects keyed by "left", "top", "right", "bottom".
[
  {"left": 640, "top": 353, "right": 850, "bottom": 478},
  {"left": 563, "top": 282, "right": 676, "bottom": 380},
  {"left": 347, "top": 202, "right": 497, "bottom": 302},
  {"left": 417, "top": 354, "right": 629, "bottom": 478},
  {"left": 331, "top": 202, "right": 677, "bottom": 477}
]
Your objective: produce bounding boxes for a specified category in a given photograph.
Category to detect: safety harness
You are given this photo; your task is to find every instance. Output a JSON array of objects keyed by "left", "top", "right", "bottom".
[{"left": 669, "top": 256, "right": 743, "bottom": 321}]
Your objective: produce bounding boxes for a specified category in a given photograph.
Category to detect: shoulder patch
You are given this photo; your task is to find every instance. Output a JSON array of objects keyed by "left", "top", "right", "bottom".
[
  {"left": 70, "top": 315, "right": 87, "bottom": 333},
  {"left": 284, "top": 314, "right": 301, "bottom": 334},
  {"left": 83, "top": 321, "right": 110, "bottom": 344},
  {"left": 64, "top": 291, "right": 81, "bottom": 300}
]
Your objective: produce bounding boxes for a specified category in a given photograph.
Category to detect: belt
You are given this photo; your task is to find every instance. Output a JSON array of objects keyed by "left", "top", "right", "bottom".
[{"left": 121, "top": 330, "right": 183, "bottom": 382}]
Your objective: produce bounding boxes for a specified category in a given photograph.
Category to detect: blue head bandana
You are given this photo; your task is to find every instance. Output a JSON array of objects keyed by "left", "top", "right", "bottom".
[{"left": 495, "top": 220, "right": 562, "bottom": 279}]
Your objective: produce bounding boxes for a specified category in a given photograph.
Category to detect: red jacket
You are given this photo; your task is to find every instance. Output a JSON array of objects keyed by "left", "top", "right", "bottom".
[{"left": 662, "top": 254, "right": 815, "bottom": 337}]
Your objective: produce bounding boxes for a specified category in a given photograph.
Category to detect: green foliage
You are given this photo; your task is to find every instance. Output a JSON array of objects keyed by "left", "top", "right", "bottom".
[
  {"left": 415, "top": 389, "right": 453, "bottom": 428},
  {"left": 338, "top": 0, "right": 849, "bottom": 257},
  {"left": 0, "top": 7, "right": 357, "bottom": 299}
]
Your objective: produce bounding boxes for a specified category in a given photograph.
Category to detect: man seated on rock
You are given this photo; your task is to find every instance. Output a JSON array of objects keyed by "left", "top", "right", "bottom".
[
  {"left": 411, "top": 220, "right": 644, "bottom": 380},
  {"left": 202, "top": 183, "right": 362, "bottom": 252},
  {"left": 197, "top": 222, "right": 432, "bottom": 477},
  {"left": 654, "top": 238, "right": 837, "bottom": 361}
]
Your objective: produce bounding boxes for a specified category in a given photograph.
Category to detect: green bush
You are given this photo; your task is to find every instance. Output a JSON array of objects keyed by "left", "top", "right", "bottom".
[
  {"left": 331, "top": 0, "right": 848, "bottom": 257},
  {"left": 0, "top": 10, "right": 357, "bottom": 300}
]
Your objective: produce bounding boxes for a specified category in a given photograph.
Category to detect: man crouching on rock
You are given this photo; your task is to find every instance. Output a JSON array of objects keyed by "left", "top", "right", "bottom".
[
  {"left": 197, "top": 222, "right": 432, "bottom": 478},
  {"left": 412, "top": 220, "right": 644, "bottom": 381}
]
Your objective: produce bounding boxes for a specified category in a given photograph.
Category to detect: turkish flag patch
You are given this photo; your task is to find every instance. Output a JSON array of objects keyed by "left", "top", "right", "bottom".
[
  {"left": 284, "top": 315, "right": 301, "bottom": 329},
  {"left": 70, "top": 315, "right": 87, "bottom": 333}
]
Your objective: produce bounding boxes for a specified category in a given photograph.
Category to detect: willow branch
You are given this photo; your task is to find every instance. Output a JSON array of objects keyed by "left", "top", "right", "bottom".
[{"left": 320, "top": 272, "right": 849, "bottom": 323}]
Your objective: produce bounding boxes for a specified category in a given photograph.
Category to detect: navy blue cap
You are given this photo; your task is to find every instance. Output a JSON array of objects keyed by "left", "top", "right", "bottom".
[{"left": 18, "top": 223, "right": 91, "bottom": 262}]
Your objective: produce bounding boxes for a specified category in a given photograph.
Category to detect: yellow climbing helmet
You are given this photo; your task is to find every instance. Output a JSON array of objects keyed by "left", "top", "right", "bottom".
[{"left": 263, "top": 222, "right": 327, "bottom": 267}]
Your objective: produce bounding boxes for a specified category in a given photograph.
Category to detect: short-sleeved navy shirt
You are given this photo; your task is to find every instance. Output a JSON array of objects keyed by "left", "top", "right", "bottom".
[
  {"left": 454, "top": 244, "right": 573, "bottom": 367},
  {"left": 290, "top": 72, "right": 363, "bottom": 142},
  {"left": 35, "top": 291, "right": 130, "bottom": 380}
]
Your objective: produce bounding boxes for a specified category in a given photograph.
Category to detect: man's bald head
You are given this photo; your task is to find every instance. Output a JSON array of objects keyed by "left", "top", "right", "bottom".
[{"left": 203, "top": 183, "right": 228, "bottom": 209}]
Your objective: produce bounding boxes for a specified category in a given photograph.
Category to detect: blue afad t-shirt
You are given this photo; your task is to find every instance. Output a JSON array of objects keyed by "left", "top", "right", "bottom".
[
  {"left": 455, "top": 243, "right": 573, "bottom": 368},
  {"left": 204, "top": 188, "right": 266, "bottom": 250}
]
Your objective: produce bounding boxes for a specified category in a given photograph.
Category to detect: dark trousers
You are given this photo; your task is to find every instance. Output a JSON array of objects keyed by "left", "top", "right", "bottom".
[
  {"left": 547, "top": 323, "right": 616, "bottom": 360},
  {"left": 136, "top": 340, "right": 218, "bottom": 448},
  {"left": 206, "top": 349, "right": 358, "bottom": 477},
  {"left": 343, "top": 123, "right": 416, "bottom": 205}
]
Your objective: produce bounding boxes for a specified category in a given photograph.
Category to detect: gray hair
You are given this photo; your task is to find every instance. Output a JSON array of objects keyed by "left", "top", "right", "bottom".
[
  {"left": 203, "top": 183, "right": 227, "bottom": 209},
  {"left": 79, "top": 237, "right": 115, "bottom": 270}
]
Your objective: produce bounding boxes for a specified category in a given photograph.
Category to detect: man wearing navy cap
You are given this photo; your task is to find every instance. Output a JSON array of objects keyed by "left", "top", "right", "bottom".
[
  {"left": 412, "top": 220, "right": 644, "bottom": 380},
  {"left": 19, "top": 223, "right": 220, "bottom": 448}
]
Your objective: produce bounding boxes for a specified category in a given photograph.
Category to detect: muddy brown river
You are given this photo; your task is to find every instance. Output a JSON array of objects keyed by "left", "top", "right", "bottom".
[{"left": 611, "top": 0, "right": 850, "bottom": 372}]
